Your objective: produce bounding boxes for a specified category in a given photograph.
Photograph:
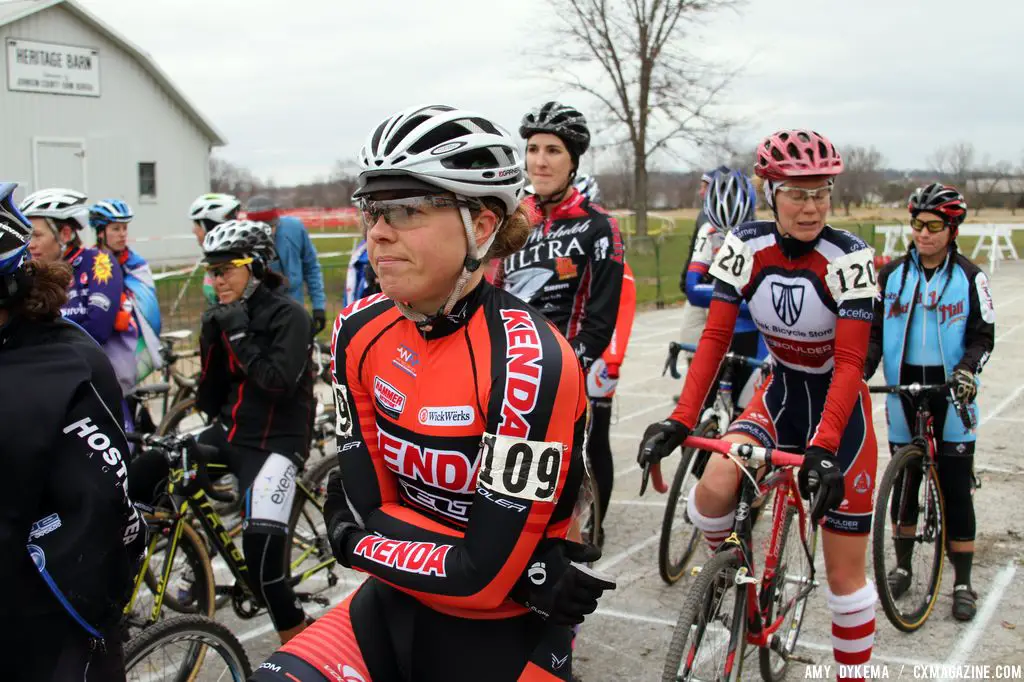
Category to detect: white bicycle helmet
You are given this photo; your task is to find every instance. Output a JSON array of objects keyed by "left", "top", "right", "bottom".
[
  {"left": 189, "top": 193, "right": 241, "bottom": 225},
  {"left": 202, "top": 219, "right": 275, "bottom": 262},
  {"left": 574, "top": 174, "right": 601, "bottom": 204},
  {"left": 354, "top": 104, "right": 526, "bottom": 325},
  {"left": 19, "top": 188, "right": 90, "bottom": 235}
]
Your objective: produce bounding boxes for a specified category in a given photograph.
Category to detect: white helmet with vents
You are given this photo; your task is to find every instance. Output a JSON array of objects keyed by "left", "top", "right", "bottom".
[
  {"left": 189, "top": 193, "right": 241, "bottom": 224},
  {"left": 19, "top": 188, "right": 90, "bottom": 233},
  {"left": 202, "top": 219, "right": 275, "bottom": 261},
  {"left": 354, "top": 104, "right": 525, "bottom": 214}
]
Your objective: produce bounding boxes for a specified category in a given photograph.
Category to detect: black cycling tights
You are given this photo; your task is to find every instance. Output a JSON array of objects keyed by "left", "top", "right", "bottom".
[
  {"left": 890, "top": 453, "right": 976, "bottom": 543},
  {"left": 252, "top": 578, "right": 574, "bottom": 681},
  {"left": 127, "top": 424, "right": 305, "bottom": 632},
  {"left": 588, "top": 398, "right": 614, "bottom": 521}
]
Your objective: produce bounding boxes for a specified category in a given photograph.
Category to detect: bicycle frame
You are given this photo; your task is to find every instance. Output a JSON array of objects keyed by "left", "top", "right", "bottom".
[{"left": 682, "top": 436, "right": 816, "bottom": 675}]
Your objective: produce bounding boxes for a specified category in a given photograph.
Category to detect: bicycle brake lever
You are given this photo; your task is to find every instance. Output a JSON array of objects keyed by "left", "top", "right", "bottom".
[
  {"left": 639, "top": 464, "right": 651, "bottom": 496},
  {"left": 663, "top": 342, "right": 682, "bottom": 380}
]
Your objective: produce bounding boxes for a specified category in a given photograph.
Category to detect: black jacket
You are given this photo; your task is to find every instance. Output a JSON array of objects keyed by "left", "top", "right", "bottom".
[
  {"left": 495, "top": 189, "right": 624, "bottom": 370},
  {"left": 0, "top": 317, "right": 145, "bottom": 628},
  {"left": 198, "top": 283, "right": 315, "bottom": 460}
]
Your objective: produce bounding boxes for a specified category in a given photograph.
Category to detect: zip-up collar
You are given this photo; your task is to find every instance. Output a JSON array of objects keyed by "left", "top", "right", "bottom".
[
  {"left": 420, "top": 280, "right": 490, "bottom": 340},
  {"left": 525, "top": 188, "right": 588, "bottom": 234}
]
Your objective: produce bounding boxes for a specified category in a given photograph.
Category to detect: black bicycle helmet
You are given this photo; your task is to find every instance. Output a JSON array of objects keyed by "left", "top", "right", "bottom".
[
  {"left": 908, "top": 183, "right": 967, "bottom": 232},
  {"left": 519, "top": 101, "right": 591, "bottom": 158}
]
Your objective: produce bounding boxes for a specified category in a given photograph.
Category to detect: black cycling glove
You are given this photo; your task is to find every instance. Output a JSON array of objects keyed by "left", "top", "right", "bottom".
[
  {"left": 798, "top": 446, "right": 845, "bottom": 525},
  {"left": 636, "top": 420, "right": 690, "bottom": 469},
  {"left": 509, "top": 540, "right": 616, "bottom": 626}
]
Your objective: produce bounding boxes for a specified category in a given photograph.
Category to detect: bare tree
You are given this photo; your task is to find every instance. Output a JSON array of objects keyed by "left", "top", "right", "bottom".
[
  {"left": 545, "top": 0, "right": 741, "bottom": 236},
  {"left": 836, "top": 146, "right": 885, "bottom": 216},
  {"left": 970, "top": 158, "right": 1013, "bottom": 215},
  {"left": 927, "top": 142, "right": 975, "bottom": 189}
]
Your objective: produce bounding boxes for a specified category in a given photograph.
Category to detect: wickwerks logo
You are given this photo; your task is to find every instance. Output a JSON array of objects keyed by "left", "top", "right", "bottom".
[
  {"left": 770, "top": 282, "right": 805, "bottom": 327},
  {"left": 418, "top": 406, "right": 474, "bottom": 426}
]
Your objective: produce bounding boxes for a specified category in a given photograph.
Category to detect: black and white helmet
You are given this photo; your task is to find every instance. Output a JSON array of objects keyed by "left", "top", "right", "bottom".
[
  {"left": 574, "top": 174, "right": 601, "bottom": 204},
  {"left": 19, "top": 188, "right": 90, "bottom": 233},
  {"left": 354, "top": 104, "right": 525, "bottom": 214},
  {"left": 189, "top": 193, "right": 241, "bottom": 226},
  {"left": 202, "top": 220, "right": 276, "bottom": 262},
  {"left": 519, "top": 101, "right": 591, "bottom": 156}
]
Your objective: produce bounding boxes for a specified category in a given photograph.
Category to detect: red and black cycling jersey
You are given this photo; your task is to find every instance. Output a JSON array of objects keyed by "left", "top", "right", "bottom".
[
  {"left": 329, "top": 281, "right": 588, "bottom": 618},
  {"left": 495, "top": 189, "right": 625, "bottom": 370},
  {"left": 672, "top": 220, "right": 876, "bottom": 454},
  {"left": 196, "top": 283, "right": 315, "bottom": 461}
]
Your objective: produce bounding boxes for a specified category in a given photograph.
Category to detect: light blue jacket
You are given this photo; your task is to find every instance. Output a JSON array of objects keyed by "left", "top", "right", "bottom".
[
  {"left": 271, "top": 216, "right": 327, "bottom": 310},
  {"left": 870, "top": 248, "right": 995, "bottom": 445}
]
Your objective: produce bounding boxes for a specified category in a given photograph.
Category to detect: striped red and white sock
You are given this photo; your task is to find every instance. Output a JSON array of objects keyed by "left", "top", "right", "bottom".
[
  {"left": 827, "top": 582, "right": 877, "bottom": 681},
  {"left": 686, "top": 492, "right": 735, "bottom": 552}
]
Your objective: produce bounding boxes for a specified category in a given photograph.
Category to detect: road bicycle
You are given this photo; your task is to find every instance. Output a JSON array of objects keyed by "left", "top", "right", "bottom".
[
  {"left": 658, "top": 342, "right": 770, "bottom": 585},
  {"left": 643, "top": 436, "right": 819, "bottom": 682},
  {"left": 869, "top": 381, "right": 976, "bottom": 632}
]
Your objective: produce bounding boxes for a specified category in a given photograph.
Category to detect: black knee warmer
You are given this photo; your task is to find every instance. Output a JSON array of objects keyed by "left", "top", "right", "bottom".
[
  {"left": 937, "top": 455, "right": 976, "bottom": 542},
  {"left": 588, "top": 398, "right": 614, "bottom": 517}
]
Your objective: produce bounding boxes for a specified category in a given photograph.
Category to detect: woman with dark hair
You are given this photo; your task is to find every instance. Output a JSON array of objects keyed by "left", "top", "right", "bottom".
[
  {"left": 864, "top": 183, "right": 994, "bottom": 621},
  {"left": 1, "top": 182, "right": 146, "bottom": 680}
]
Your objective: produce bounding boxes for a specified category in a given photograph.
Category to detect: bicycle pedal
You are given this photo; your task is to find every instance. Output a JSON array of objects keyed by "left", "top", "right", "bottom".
[
  {"left": 787, "top": 653, "right": 816, "bottom": 665},
  {"left": 690, "top": 566, "right": 702, "bottom": 577},
  {"left": 734, "top": 567, "right": 760, "bottom": 586}
]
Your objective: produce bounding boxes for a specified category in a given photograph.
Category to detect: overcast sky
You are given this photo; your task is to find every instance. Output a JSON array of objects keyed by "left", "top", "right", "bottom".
[{"left": 75, "top": 0, "right": 1024, "bottom": 185}]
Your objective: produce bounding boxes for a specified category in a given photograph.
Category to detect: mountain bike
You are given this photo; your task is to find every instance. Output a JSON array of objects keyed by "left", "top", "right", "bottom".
[
  {"left": 869, "top": 381, "right": 976, "bottom": 632},
  {"left": 124, "top": 432, "right": 339, "bottom": 637},
  {"left": 125, "top": 614, "right": 252, "bottom": 681},
  {"left": 643, "top": 436, "right": 819, "bottom": 682},
  {"left": 658, "top": 342, "right": 770, "bottom": 585}
]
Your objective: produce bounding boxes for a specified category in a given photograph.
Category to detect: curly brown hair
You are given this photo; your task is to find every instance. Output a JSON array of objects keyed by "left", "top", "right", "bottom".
[
  {"left": 11, "top": 260, "right": 72, "bottom": 320},
  {"left": 483, "top": 200, "right": 534, "bottom": 260}
]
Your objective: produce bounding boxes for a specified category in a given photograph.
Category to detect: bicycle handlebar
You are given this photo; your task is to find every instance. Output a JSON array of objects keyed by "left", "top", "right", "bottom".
[
  {"left": 662, "top": 341, "right": 767, "bottom": 380},
  {"left": 868, "top": 381, "right": 976, "bottom": 431},
  {"left": 130, "top": 432, "right": 234, "bottom": 503}
]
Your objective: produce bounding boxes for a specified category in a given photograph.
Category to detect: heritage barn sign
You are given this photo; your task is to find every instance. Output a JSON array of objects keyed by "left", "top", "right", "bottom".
[{"left": 6, "top": 38, "right": 100, "bottom": 97}]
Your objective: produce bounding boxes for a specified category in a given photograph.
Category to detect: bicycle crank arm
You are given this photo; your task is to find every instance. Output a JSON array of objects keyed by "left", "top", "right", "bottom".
[
  {"left": 769, "top": 636, "right": 816, "bottom": 664},
  {"left": 295, "top": 592, "right": 330, "bottom": 607},
  {"left": 734, "top": 566, "right": 760, "bottom": 586}
]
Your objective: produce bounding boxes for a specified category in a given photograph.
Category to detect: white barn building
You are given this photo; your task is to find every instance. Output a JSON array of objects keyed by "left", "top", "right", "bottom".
[{"left": 0, "top": 0, "right": 224, "bottom": 262}]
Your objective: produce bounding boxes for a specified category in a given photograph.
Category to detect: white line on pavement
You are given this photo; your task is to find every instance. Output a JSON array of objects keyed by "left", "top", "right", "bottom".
[
  {"left": 617, "top": 402, "right": 672, "bottom": 423},
  {"left": 596, "top": 533, "right": 660, "bottom": 573},
  {"left": 940, "top": 560, "right": 1018, "bottom": 682},
  {"left": 611, "top": 499, "right": 668, "bottom": 508}
]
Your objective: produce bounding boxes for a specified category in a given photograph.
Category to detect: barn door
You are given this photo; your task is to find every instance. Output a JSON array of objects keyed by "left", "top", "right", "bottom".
[{"left": 33, "top": 138, "right": 87, "bottom": 192}]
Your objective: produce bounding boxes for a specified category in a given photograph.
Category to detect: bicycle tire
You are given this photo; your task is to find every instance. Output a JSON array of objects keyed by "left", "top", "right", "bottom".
[
  {"left": 140, "top": 516, "right": 216, "bottom": 619},
  {"left": 759, "top": 500, "right": 817, "bottom": 682},
  {"left": 286, "top": 456, "right": 337, "bottom": 581},
  {"left": 124, "top": 614, "right": 252, "bottom": 681},
  {"left": 662, "top": 547, "right": 747, "bottom": 682},
  {"left": 658, "top": 420, "right": 718, "bottom": 585},
  {"left": 872, "top": 444, "right": 945, "bottom": 633},
  {"left": 156, "top": 397, "right": 210, "bottom": 437}
]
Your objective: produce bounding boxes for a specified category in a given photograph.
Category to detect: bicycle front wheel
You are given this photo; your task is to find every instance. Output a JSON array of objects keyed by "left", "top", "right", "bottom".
[
  {"left": 659, "top": 420, "right": 719, "bottom": 585},
  {"left": 125, "top": 614, "right": 252, "bottom": 681},
  {"left": 759, "top": 499, "right": 818, "bottom": 682},
  {"left": 662, "top": 548, "right": 748, "bottom": 682},
  {"left": 156, "top": 397, "right": 210, "bottom": 436},
  {"left": 872, "top": 444, "right": 945, "bottom": 632},
  {"left": 287, "top": 456, "right": 338, "bottom": 583}
]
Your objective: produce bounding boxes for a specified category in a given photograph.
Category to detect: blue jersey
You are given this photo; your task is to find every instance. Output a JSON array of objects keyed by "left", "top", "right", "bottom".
[
  {"left": 344, "top": 239, "right": 372, "bottom": 307},
  {"left": 119, "top": 249, "right": 163, "bottom": 379},
  {"left": 62, "top": 247, "right": 138, "bottom": 394}
]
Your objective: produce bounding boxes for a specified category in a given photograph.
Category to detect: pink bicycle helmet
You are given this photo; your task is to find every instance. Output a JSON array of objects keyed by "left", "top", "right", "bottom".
[{"left": 754, "top": 129, "right": 844, "bottom": 180}]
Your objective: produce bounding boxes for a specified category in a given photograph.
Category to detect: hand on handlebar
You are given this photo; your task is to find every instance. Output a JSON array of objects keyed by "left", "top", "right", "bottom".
[
  {"left": 797, "top": 446, "right": 845, "bottom": 525},
  {"left": 636, "top": 420, "right": 689, "bottom": 495}
]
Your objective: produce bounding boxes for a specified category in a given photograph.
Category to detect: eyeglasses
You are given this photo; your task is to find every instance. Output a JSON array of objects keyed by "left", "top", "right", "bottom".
[
  {"left": 776, "top": 184, "right": 832, "bottom": 205},
  {"left": 909, "top": 217, "right": 948, "bottom": 233},
  {"left": 358, "top": 195, "right": 476, "bottom": 231},
  {"left": 206, "top": 257, "right": 253, "bottom": 278}
]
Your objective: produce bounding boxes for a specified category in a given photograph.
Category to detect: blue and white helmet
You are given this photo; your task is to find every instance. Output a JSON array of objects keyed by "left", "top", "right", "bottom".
[
  {"left": 19, "top": 188, "right": 90, "bottom": 234},
  {"left": 0, "top": 183, "right": 31, "bottom": 275},
  {"left": 89, "top": 199, "right": 134, "bottom": 231},
  {"left": 574, "top": 174, "right": 601, "bottom": 204},
  {"left": 703, "top": 170, "right": 756, "bottom": 232}
]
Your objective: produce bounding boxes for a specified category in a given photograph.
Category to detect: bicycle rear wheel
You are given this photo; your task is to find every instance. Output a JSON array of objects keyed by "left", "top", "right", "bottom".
[
  {"left": 125, "top": 614, "right": 252, "bottom": 681},
  {"left": 758, "top": 498, "right": 817, "bottom": 682},
  {"left": 872, "top": 444, "right": 945, "bottom": 632},
  {"left": 287, "top": 456, "right": 338, "bottom": 584},
  {"left": 156, "top": 397, "right": 210, "bottom": 437},
  {"left": 662, "top": 548, "right": 748, "bottom": 682},
  {"left": 659, "top": 420, "right": 718, "bottom": 585}
]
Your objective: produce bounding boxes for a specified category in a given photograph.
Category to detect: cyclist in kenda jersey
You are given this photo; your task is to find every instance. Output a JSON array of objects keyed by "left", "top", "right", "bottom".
[
  {"left": 23, "top": 189, "right": 139, "bottom": 413},
  {"left": 129, "top": 220, "right": 316, "bottom": 644},
  {"left": 252, "top": 104, "right": 616, "bottom": 682},
  {"left": 496, "top": 101, "right": 625, "bottom": 374},
  {"left": 90, "top": 199, "right": 164, "bottom": 382},
  {"left": 0, "top": 183, "right": 146, "bottom": 681},
  {"left": 685, "top": 169, "right": 769, "bottom": 409},
  {"left": 638, "top": 130, "right": 880, "bottom": 680},
  {"left": 190, "top": 192, "right": 242, "bottom": 305},
  {"left": 864, "top": 183, "right": 994, "bottom": 622}
]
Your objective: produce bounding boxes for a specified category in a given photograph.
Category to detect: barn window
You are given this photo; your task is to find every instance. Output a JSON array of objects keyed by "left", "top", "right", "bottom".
[{"left": 138, "top": 162, "right": 157, "bottom": 199}]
